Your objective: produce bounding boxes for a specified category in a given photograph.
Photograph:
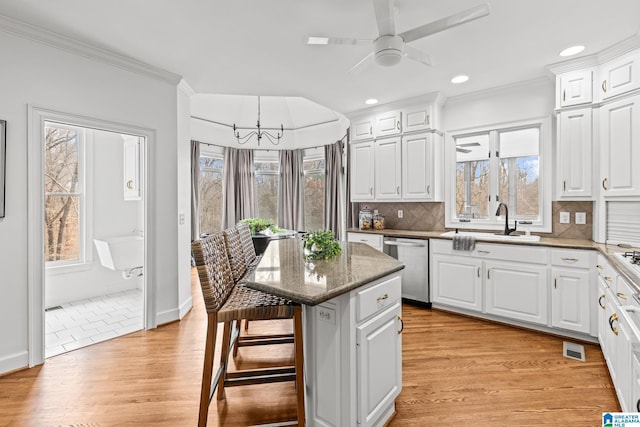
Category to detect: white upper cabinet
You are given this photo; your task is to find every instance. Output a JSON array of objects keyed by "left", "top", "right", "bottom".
[
  {"left": 375, "top": 110, "right": 402, "bottom": 138},
  {"left": 350, "top": 140, "right": 375, "bottom": 201},
  {"left": 599, "top": 51, "right": 640, "bottom": 100},
  {"left": 557, "top": 69, "right": 593, "bottom": 108},
  {"left": 402, "top": 105, "right": 432, "bottom": 133},
  {"left": 351, "top": 117, "right": 375, "bottom": 141},
  {"left": 402, "top": 132, "right": 438, "bottom": 201},
  {"left": 600, "top": 94, "right": 640, "bottom": 196},
  {"left": 374, "top": 137, "right": 402, "bottom": 200},
  {"left": 557, "top": 108, "right": 592, "bottom": 199}
]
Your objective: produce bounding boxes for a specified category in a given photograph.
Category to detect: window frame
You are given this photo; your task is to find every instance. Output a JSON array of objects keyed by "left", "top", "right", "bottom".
[
  {"left": 198, "top": 144, "right": 225, "bottom": 235},
  {"left": 254, "top": 150, "right": 280, "bottom": 223},
  {"left": 445, "top": 117, "right": 552, "bottom": 233},
  {"left": 44, "top": 121, "right": 94, "bottom": 272},
  {"left": 302, "top": 148, "right": 326, "bottom": 231}
]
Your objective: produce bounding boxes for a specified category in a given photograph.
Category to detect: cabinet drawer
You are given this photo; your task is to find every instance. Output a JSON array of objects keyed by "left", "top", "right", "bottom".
[
  {"left": 356, "top": 275, "right": 401, "bottom": 323},
  {"left": 551, "top": 249, "right": 591, "bottom": 269},
  {"left": 430, "top": 239, "right": 547, "bottom": 264},
  {"left": 348, "top": 232, "right": 383, "bottom": 251}
]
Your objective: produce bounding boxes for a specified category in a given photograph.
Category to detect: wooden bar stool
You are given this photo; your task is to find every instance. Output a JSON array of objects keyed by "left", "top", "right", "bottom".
[
  {"left": 191, "top": 232, "right": 305, "bottom": 427},
  {"left": 223, "top": 226, "right": 295, "bottom": 355}
]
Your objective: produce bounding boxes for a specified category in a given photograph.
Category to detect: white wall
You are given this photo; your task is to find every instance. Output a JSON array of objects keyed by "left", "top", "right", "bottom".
[
  {"left": 0, "top": 28, "right": 184, "bottom": 373},
  {"left": 442, "top": 77, "right": 555, "bottom": 132},
  {"left": 45, "top": 130, "right": 143, "bottom": 308}
]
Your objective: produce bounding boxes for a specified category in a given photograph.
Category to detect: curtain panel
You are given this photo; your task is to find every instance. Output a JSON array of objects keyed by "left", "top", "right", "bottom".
[
  {"left": 325, "top": 139, "right": 344, "bottom": 238},
  {"left": 190, "top": 140, "right": 200, "bottom": 241},
  {"left": 278, "top": 150, "right": 304, "bottom": 231},
  {"left": 222, "top": 147, "right": 256, "bottom": 229}
]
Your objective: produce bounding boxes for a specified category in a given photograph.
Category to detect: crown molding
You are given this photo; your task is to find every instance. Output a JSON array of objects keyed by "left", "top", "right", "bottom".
[
  {"left": 444, "top": 76, "right": 552, "bottom": 105},
  {"left": 347, "top": 91, "right": 444, "bottom": 118},
  {"left": 0, "top": 14, "right": 182, "bottom": 85},
  {"left": 546, "top": 33, "right": 640, "bottom": 75},
  {"left": 178, "top": 79, "right": 196, "bottom": 97}
]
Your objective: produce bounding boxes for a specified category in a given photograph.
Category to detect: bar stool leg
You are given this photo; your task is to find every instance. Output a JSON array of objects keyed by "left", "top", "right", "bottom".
[
  {"left": 293, "top": 306, "right": 306, "bottom": 426},
  {"left": 199, "top": 313, "right": 218, "bottom": 427},
  {"left": 217, "top": 321, "right": 232, "bottom": 401}
]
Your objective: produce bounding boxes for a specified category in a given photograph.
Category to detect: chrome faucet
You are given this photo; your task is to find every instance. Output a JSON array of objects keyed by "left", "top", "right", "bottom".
[{"left": 495, "top": 203, "right": 517, "bottom": 235}]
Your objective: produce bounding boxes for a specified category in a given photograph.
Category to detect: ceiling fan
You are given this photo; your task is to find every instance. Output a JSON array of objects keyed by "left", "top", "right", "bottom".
[{"left": 306, "top": 0, "right": 490, "bottom": 73}]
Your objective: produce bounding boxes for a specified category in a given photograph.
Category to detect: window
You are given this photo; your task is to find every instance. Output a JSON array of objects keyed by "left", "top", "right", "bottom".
[
  {"left": 448, "top": 118, "right": 551, "bottom": 231},
  {"left": 44, "top": 122, "right": 85, "bottom": 265},
  {"left": 254, "top": 153, "right": 279, "bottom": 223},
  {"left": 303, "top": 156, "right": 325, "bottom": 231},
  {"left": 199, "top": 151, "right": 224, "bottom": 234}
]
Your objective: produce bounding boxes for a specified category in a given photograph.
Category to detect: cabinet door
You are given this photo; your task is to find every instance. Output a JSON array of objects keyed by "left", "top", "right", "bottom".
[
  {"left": 375, "top": 110, "right": 402, "bottom": 137},
  {"left": 557, "top": 108, "right": 592, "bottom": 198},
  {"left": 485, "top": 261, "right": 548, "bottom": 325},
  {"left": 402, "top": 132, "right": 434, "bottom": 200},
  {"left": 600, "top": 95, "right": 640, "bottom": 196},
  {"left": 374, "top": 137, "right": 401, "bottom": 200},
  {"left": 558, "top": 69, "right": 593, "bottom": 107},
  {"left": 351, "top": 116, "right": 375, "bottom": 141},
  {"left": 612, "top": 308, "right": 633, "bottom": 412},
  {"left": 402, "top": 105, "right": 432, "bottom": 132},
  {"left": 350, "top": 141, "right": 375, "bottom": 201},
  {"left": 431, "top": 254, "right": 483, "bottom": 311},
  {"left": 600, "top": 51, "right": 640, "bottom": 100},
  {"left": 597, "top": 278, "right": 610, "bottom": 356},
  {"left": 356, "top": 303, "right": 402, "bottom": 427},
  {"left": 551, "top": 267, "right": 591, "bottom": 334}
]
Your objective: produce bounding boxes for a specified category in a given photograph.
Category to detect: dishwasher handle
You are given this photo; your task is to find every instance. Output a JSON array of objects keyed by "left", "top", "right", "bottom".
[{"left": 383, "top": 240, "right": 427, "bottom": 248}]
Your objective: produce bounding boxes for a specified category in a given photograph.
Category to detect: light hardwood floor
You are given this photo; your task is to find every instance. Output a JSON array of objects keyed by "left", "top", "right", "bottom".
[{"left": 0, "top": 270, "right": 619, "bottom": 426}]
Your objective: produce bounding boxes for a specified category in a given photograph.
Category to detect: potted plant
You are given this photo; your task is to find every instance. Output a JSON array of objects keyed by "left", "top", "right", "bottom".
[
  {"left": 238, "top": 218, "right": 281, "bottom": 256},
  {"left": 301, "top": 230, "right": 342, "bottom": 260}
]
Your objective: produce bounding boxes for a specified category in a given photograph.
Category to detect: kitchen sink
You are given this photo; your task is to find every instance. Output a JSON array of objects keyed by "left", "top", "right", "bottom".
[{"left": 440, "top": 230, "right": 541, "bottom": 242}]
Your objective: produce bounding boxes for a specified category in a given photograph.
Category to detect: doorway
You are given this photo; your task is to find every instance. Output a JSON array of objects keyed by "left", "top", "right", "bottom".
[{"left": 28, "top": 107, "right": 155, "bottom": 366}]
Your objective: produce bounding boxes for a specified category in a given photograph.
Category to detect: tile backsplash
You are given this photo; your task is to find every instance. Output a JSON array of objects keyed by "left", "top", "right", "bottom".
[{"left": 357, "top": 201, "right": 593, "bottom": 240}]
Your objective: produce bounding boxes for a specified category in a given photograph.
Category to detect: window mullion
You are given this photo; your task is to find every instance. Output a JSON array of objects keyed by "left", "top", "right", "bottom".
[{"left": 488, "top": 130, "right": 499, "bottom": 224}]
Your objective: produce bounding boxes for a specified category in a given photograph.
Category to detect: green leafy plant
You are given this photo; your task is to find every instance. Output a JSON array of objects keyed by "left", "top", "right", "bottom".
[
  {"left": 238, "top": 218, "right": 281, "bottom": 235},
  {"left": 302, "top": 230, "right": 342, "bottom": 260}
]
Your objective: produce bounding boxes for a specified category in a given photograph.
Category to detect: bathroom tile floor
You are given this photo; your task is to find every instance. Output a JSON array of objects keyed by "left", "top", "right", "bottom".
[{"left": 45, "top": 289, "right": 143, "bottom": 358}]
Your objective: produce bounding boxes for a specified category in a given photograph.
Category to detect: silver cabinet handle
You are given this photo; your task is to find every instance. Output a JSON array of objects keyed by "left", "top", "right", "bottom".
[
  {"left": 370, "top": 187, "right": 373, "bottom": 195},
  {"left": 477, "top": 266, "right": 481, "bottom": 278},
  {"left": 396, "top": 186, "right": 400, "bottom": 195},
  {"left": 554, "top": 276, "right": 558, "bottom": 289},
  {"left": 478, "top": 250, "right": 490, "bottom": 255},
  {"left": 384, "top": 240, "right": 426, "bottom": 248},
  {"left": 396, "top": 120, "right": 400, "bottom": 130},
  {"left": 602, "top": 79, "right": 607, "bottom": 93},
  {"left": 561, "top": 257, "right": 579, "bottom": 263},
  {"left": 427, "top": 185, "right": 430, "bottom": 195},
  {"left": 487, "top": 269, "right": 491, "bottom": 279},
  {"left": 603, "top": 178, "right": 608, "bottom": 191}
]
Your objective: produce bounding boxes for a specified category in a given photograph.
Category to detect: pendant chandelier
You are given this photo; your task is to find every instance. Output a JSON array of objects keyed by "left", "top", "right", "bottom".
[{"left": 233, "top": 96, "right": 284, "bottom": 146}]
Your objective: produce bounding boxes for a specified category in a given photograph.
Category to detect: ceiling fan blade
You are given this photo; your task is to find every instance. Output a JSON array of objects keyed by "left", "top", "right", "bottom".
[
  {"left": 457, "top": 142, "right": 481, "bottom": 147},
  {"left": 403, "top": 45, "right": 432, "bottom": 66},
  {"left": 306, "top": 36, "right": 372, "bottom": 46},
  {"left": 399, "top": 3, "right": 491, "bottom": 43},
  {"left": 456, "top": 148, "right": 472, "bottom": 153},
  {"left": 373, "top": 0, "right": 396, "bottom": 36},
  {"left": 348, "top": 52, "right": 374, "bottom": 74}
]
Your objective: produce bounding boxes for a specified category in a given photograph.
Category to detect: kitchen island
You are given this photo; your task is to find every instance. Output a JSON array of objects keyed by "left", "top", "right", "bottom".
[{"left": 245, "top": 237, "right": 405, "bottom": 427}]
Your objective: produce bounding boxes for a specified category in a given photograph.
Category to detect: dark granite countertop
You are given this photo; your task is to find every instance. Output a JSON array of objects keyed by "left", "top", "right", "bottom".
[{"left": 244, "top": 237, "right": 405, "bottom": 306}]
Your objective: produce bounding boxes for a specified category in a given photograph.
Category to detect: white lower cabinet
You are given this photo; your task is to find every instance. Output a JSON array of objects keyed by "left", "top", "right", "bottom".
[
  {"left": 551, "top": 267, "right": 591, "bottom": 333},
  {"left": 304, "top": 273, "right": 402, "bottom": 427},
  {"left": 485, "top": 261, "right": 548, "bottom": 325},
  {"left": 347, "top": 232, "right": 384, "bottom": 252},
  {"left": 356, "top": 303, "right": 402, "bottom": 427},
  {"left": 431, "top": 253, "right": 483, "bottom": 311}
]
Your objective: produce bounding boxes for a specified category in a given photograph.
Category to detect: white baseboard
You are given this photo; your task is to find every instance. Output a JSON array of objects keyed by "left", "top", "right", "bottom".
[
  {"left": 179, "top": 296, "right": 193, "bottom": 319},
  {"left": 156, "top": 307, "right": 180, "bottom": 326},
  {"left": 0, "top": 351, "right": 29, "bottom": 375}
]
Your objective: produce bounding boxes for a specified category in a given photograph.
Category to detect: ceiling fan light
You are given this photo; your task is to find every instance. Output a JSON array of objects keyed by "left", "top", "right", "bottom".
[
  {"left": 365, "top": 98, "right": 379, "bottom": 105},
  {"left": 374, "top": 35, "right": 403, "bottom": 67}
]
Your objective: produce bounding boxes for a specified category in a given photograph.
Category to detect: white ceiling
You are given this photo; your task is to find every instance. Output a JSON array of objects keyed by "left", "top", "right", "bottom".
[{"left": 1, "top": 0, "right": 640, "bottom": 117}]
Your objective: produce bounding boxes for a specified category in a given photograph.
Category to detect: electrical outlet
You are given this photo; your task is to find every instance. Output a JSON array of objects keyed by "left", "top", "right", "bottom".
[
  {"left": 397, "top": 210, "right": 403, "bottom": 219},
  {"left": 559, "top": 211, "right": 570, "bottom": 224},
  {"left": 179, "top": 213, "right": 185, "bottom": 225},
  {"left": 575, "top": 212, "right": 586, "bottom": 225}
]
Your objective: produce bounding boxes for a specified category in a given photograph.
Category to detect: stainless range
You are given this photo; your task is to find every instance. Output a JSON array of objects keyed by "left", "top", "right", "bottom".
[{"left": 614, "top": 251, "right": 640, "bottom": 284}]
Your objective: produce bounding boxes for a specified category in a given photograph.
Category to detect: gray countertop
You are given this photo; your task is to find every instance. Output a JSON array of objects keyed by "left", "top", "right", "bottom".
[{"left": 244, "top": 237, "right": 405, "bottom": 306}]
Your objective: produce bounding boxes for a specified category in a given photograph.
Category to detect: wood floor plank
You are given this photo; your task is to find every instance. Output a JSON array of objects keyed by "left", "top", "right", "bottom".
[{"left": 0, "top": 270, "right": 620, "bottom": 426}]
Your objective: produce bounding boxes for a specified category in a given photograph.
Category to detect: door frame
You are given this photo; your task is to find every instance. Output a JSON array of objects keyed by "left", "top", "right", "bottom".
[{"left": 27, "top": 105, "right": 156, "bottom": 366}]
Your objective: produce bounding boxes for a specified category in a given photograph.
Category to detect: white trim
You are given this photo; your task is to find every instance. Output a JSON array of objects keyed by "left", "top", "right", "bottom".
[
  {"left": 177, "top": 79, "right": 196, "bottom": 97},
  {"left": 444, "top": 116, "right": 552, "bottom": 233},
  {"left": 445, "top": 77, "right": 551, "bottom": 106},
  {"left": 0, "top": 14, "right": 181, "bottom": 85},
  {"left": 156, "top": 307, "right": 180, "bottom": 326},
  {"left": 0, "top": 351, "right": 29, "bottom": 374},
  {"left": 28, "top": 105, "right": 156, "bottom": 367},
  {"left": 179, "top": 296, "right": 193, "bottom": 320}
]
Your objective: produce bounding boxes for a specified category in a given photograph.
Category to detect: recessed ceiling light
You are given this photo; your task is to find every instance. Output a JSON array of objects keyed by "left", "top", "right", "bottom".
[
  {"left": 559, "top": 45, "right": 585, "bottom": 57},
  {"left": 451, "top": 75, "right": 469, "bottom": 84},
  {"left": 365, "top": 98, "right": 378, "bottom": 105},
  {"left": 307, "top": 36, "right": 329, "bottom": 45}
]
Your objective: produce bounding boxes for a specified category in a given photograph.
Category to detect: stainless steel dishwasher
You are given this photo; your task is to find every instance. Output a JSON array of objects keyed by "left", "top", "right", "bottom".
[{"left": 383, "top": 237, "right": 430, "bottom": 307}]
